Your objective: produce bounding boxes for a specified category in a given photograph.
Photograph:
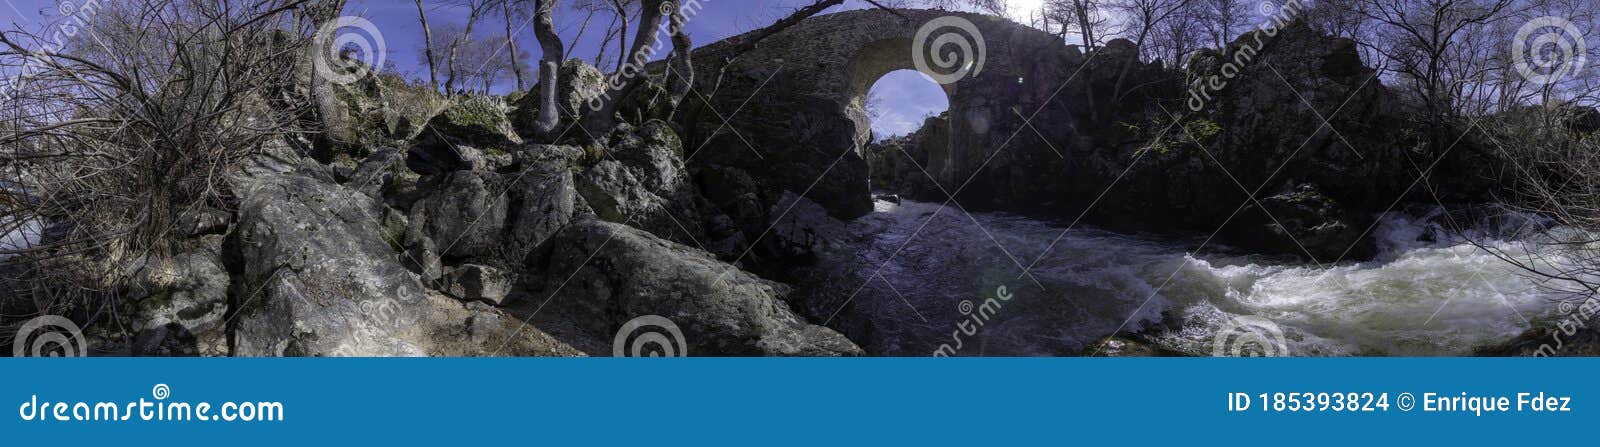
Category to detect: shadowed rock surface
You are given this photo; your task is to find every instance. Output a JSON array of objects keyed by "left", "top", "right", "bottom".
[
  {"left": 226, "top": 143, "right": 576, "bottom": 356},
  {"left": 525, "top": 219, "right": 863, "bottom": 356}
]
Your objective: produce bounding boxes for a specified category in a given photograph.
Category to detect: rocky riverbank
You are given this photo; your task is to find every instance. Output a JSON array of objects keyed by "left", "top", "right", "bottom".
[{"left": 2, "top": 12, "right": 1582, "bottom": 357}]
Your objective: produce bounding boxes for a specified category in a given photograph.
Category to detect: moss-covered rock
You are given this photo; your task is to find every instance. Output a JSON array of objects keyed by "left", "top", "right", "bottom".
[
  {"left": 332, "top": 72, "right": 450, "bottom": 153},
  {"left": 425, "top": 96, "right": 522, "bottom": 148},
  {"left": 511, "top": 59, "right": 608, "bottom": 137}
]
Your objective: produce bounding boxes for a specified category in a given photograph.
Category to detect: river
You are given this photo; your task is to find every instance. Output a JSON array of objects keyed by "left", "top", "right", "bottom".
[{"left": 792, "top": 198, "right": 1574, "bottom": 356}]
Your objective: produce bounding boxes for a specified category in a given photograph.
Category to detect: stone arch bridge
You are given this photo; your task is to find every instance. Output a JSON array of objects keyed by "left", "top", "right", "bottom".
[
  {"left": 683, "top": 8, "right": 1111, "bottom": 219},
  {"left": 677, "top": 10, "right": 1434, "bottom": 262}
]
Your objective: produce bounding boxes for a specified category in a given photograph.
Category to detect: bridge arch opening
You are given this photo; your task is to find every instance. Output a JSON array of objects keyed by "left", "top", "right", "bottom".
[{"left": 865, "top": 69, "right": 950, "bottom": 141}]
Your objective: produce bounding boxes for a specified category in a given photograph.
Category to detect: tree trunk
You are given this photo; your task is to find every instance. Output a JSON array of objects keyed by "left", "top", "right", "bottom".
[
  {"left": 597, "top": 0, "right": 864, "bottom": 126},
  {"left": 415, "top": 0, "right": 439, "bottom": 91},
  {"left": 1075, "top": 0, "right": 1093, "bottom": 49},
  {"left": 610, "top": 0, "right": 629, "bottom": 73},
  {"left": 589, "top": 0, "right": 666, "bottom": 124},
  {"left": 531, "top": 0, "right": 565, "bottom": 138},
  {"left": 665, "top": 1, "right": 693, "bottom": 117},
  {"left": 309, "top": 0, "right": 351, "bottom": 155},
  {"left": 444, "top": 5, "right": 484, "bottom": 95},
  {"left": 503, "top": 0, "right": 525, "bottom": 91},
  {"left": 622, "top": 0, "right": 668, "bottom": 75}
]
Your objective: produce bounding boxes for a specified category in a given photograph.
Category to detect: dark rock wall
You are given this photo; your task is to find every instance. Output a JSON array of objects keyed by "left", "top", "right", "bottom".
[{"left": 866, "top": 19, "right": 1497, "bottom": 261}]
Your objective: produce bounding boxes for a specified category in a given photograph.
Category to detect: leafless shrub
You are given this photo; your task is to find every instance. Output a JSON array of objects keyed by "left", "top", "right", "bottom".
[
  {"left": 0, "top": 0, "right": 311, "bottom": 341},
  {"left": 1479, "top": 107, "right": 1600, "bottom": 302}
]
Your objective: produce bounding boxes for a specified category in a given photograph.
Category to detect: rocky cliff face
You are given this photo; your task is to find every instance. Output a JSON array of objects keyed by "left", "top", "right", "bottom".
[{"left": 868, "top": 20, "right": 1497, "bottom": 262}]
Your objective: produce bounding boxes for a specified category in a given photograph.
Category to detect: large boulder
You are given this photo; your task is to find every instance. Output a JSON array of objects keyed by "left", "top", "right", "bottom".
[
  {"left": 338, "top": 72, "right": 451, "bottom": 146},
  {"left": 425, "top": 96, "right": 522, "bottom": 148},
  {"left": 405, "top": 145, "right": 581, "bottom": 269},
  {"left": 228, "top": 144, "right": 575, "bottom": 356},
  {"left": 762, "top": 191, "right": 846, "bottom": 262},
  {"left": 345, "top": 148, "right": 421, "bottom": 206},
  {"left": 231, "top": 148, "right": 432, "bottom": 356},
  {"left": 1252, "top": 183, "right": 1373, "bottom": 260},
  {"left": 123, "top": 235, "right": 230, "bottom": 356},
  {"left": 575, "top": 120, "right": 716, "bottom": 251},
  {"left": 409, "top": 96, "right": 522, "bottom": 176},
  {"left": 440, "top": 264, "right": 514, "bottom": 305},
  {"left": 503, "top": 148, "right": 581, "bottom": 262},
  {"left": 405, "top": 170, "right": 509, "bottom": 261},
  {"left": 525, "top": 218, "right": 863, "bottom": 356}
]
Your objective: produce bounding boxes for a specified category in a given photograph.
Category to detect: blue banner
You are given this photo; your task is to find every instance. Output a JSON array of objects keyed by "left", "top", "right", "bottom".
[{"left": 1, "top": 358, "right": 1590, "bottom": 444}]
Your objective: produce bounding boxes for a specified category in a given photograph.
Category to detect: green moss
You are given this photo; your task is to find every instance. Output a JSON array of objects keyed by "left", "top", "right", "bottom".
[
  {"left": 380, "top": 225, "right": 405, "bottom": 252},
  {"left": 582, "top": 142, "right": 606, "bottom": 164},
  {"left": 1183, "top": 118, "right": 1222, "bottom": 142},
  {"left": 443, "top": 97, "right": 510, "bottom": 130},
  {"left": 332, "top": 152, "right": 359, "bottom": 169},
  {"left": 639, "top": 120, "right": 685, "bottom": 158},
  {"left": 1134, "top": 140, "right": 1174, "bottom": 157}
]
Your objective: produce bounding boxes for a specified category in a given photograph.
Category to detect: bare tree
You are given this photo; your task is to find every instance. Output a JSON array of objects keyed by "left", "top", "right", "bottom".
[
  {"left": 502, "top": 0, "right": 529, "bottom": 91},
  {"left": 1149, "top": 0, "right": 1204, "bottom": 66},
  {"left": 1048, "top": 0, "right": 1112, "bottom": 49},
  {"left": 1198, "top": 0, "right": 1247, "bottom": 48},
  {"left": 1108, "top": 0, "right": 1196, "bottom": 102},
  {"left": 456, "top": 31, "right": 528, "bottom": 94},
  {"left": 664, "top": 0, "right": 694, "bottom": 116},
  {"left": 1358, "top": 0, "right": 1514, "bottom": 155},
  {"left": 530, "top": 0, "right": 565, "bottom": 137},
  {"left": 0, "top": 0, "right": 310, "bottom": 335},
  {"left": 307, "top": 0, "right": 353, "bottom": 151},
  {"left": 592, "top": 9, "right": 622, "bottom": 68},
  {"left": 442, "top": 0, "right": 496, "bottom": 94},
  {"left": 414, "top": 0, "right": 440, "bottom": 91}
]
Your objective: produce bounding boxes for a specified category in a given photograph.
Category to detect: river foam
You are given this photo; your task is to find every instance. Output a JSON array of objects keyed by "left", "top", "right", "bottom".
[{"left": 801, "top": 199, "right": 1573, "bottom": 356}]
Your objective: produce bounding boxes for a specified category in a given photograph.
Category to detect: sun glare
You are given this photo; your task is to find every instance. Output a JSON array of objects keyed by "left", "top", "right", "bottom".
[{"left": 1007, "top": 0, "right": 1046, "bottom": 20}]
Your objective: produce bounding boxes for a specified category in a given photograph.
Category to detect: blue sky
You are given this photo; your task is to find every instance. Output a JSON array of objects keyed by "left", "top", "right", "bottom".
[{"left": 1, "top": 0, "right": 970, "bottom": 136}]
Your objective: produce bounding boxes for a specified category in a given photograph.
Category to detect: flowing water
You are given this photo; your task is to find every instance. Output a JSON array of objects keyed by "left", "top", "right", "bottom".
[{"left": 795, "top": 199, "right": 1576, "bottom": 356}]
